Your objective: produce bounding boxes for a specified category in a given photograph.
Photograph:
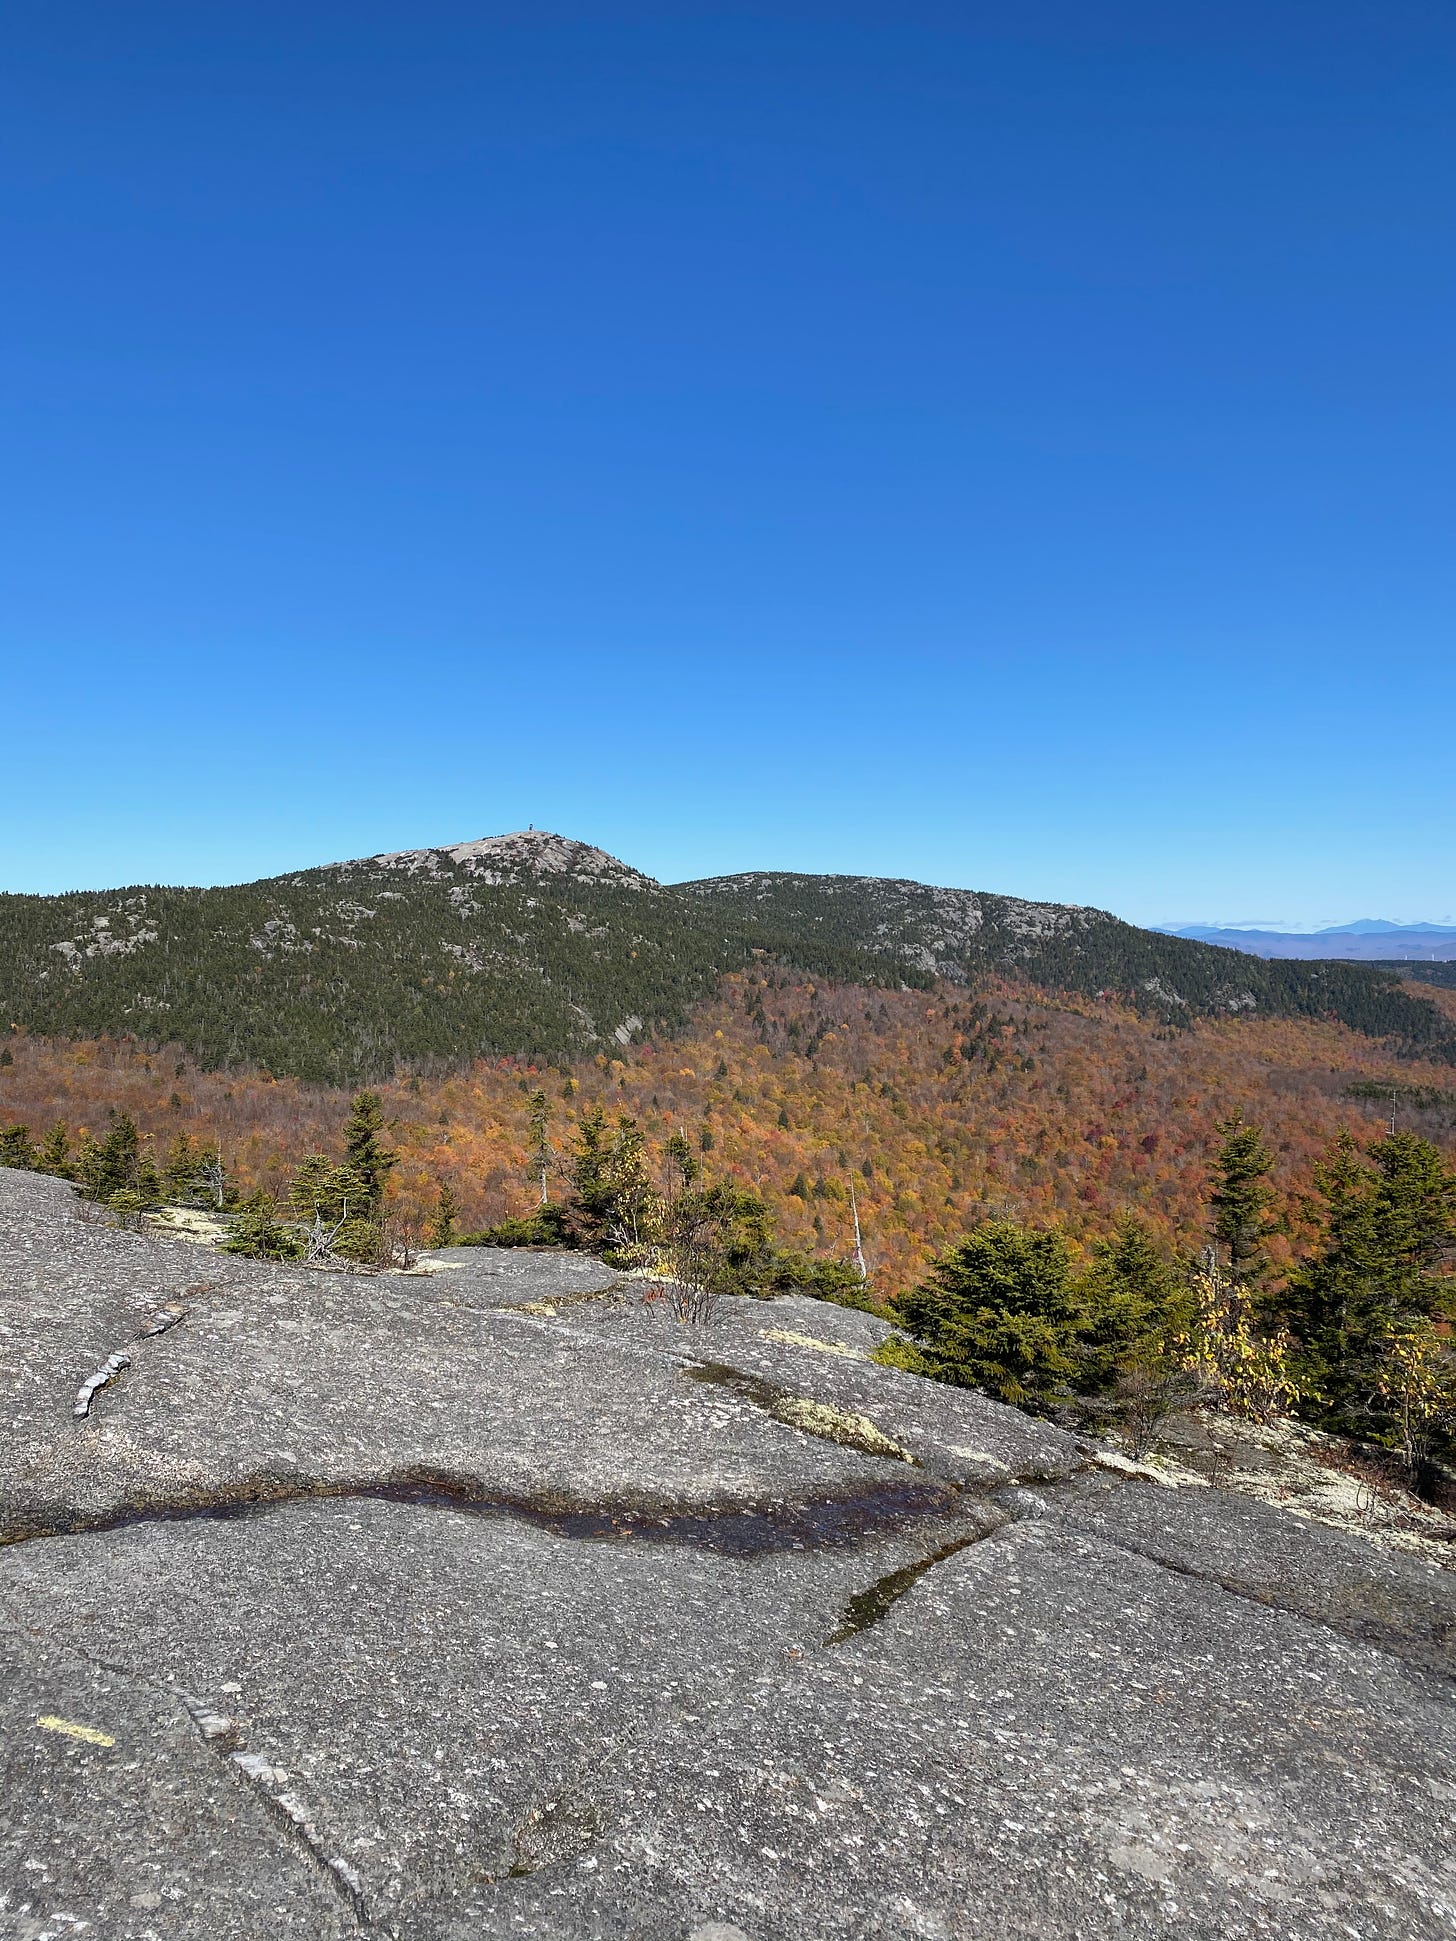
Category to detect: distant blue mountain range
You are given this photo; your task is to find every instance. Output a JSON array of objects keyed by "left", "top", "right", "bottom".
[{"left": 1157, "top": 920, "right": 1456, "bottom": 961}]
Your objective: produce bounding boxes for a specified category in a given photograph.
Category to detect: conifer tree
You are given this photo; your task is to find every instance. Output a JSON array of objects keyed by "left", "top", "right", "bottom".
[
  {"left": 37, "top": 1122, "right": 73, "bottom": 1179},
  {"left": 342, "top": 1092, "right": 396, "bottom": 1212},
  {"left": 164, "top": 1132, "right": 201, "bottom": 1202},
  {"left": 1287, "top": 1131, "right": 1456, "bottom": 1442},
  {"left": 136, "top": 1145, "right": 165, "bottom": 1208},
  {"left": 429, "top": 1179, "right": 460, "bottom": 1248},
  {"left": 1208, "top": 1112, "right": 1278, "bottom": 1287},
  {"left": 527, "top": 1090, "right": 552, "bottom": 1205},
  {"left": 288, "top": 1154, "right": 373, "bottom": 1227},
  {"left": 1073, "top": 1214, "right": 1184, "bottom": 1393},
  {"left": 664, "top": 1130, "right": 697, "bottom": 1196},
  {"left": 83, "top": 1111, "right": 142, "bottom": 1202},
  {"left": 566, "top": 1104, "right": 615, "bottom": 1247},
  {"left": 890, "top": 1221, "right": 1079, "bottom": 1412}
]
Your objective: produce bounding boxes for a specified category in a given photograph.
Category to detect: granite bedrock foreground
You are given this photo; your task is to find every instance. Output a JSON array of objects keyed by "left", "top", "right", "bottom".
[{"left": 0, "top": 1167, "right": 1453, "bottom": 1941}]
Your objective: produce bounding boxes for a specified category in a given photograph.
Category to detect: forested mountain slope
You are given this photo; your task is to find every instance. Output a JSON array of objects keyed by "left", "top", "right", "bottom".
[
  {"left": 0, "top": 834, "right": 910, "bottom": 1084},
  {"left": 681, "top": 870, "right": 1455, "bottom": 1056},
  {"left": 2, "top": 832, "right": 1451, "bottom": 1083}
]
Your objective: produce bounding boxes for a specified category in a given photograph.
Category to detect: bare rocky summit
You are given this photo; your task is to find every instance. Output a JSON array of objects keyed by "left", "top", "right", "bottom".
[
  {"left": 362, "top": 831, "right": 657, "bottom": 891},
  {"left": 2, "top": 1164, "right": 1454, "bottom": 1939}
]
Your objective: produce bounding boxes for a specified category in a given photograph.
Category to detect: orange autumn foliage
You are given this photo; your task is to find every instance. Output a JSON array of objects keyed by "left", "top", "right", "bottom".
[{"left": 3, "top": 972, "right": 1452, "bottom": 1294}]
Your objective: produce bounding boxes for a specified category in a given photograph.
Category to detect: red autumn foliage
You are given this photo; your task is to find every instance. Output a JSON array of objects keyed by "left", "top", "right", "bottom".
[{"left": 3, "top": 971, "right": 1452, "bottom": 1292}]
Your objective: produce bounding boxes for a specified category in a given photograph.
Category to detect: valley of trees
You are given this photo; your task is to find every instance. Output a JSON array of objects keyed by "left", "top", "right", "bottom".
[
  {"left": 5, "top": 1012, "right": 1453, "bottom": 1483},
  {"left": 4, "top": 970, "right": 1455, "bottom": 1276}
]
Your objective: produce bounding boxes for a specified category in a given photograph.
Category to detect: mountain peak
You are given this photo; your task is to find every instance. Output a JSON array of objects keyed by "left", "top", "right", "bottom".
[{"left": 364, "top": 830, "right": 657, "bottom": 889}]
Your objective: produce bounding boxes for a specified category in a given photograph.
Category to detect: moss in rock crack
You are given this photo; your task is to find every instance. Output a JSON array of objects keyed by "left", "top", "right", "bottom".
[
  {"left": 685, "top": 1363, "right": 916, "bottom": 1465},
  {"left": 775, "top": 1396, "right": 915, "bottom": 1463},
  {"left": 827, "top": 1529, "right": 999, "bottom": 1643}
]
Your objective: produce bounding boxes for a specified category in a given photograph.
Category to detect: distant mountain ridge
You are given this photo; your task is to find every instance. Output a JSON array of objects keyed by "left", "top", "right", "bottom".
[
  {"left": 2, "top": 830, "right": 1452, "bottom": 1083},
  {"left": 1162, "top": 920, "right": 1456, "bottom": 961}
]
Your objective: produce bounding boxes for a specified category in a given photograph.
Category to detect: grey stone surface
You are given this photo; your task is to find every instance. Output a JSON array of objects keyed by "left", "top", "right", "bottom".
[
  {"left": 1044, "top": 1468, "right": 1456, "bottom": 1680},
  {"left": 0, "top": 1610, "right": 357, "bottom": 1938},
  {"left": 2, "top": 1165, "right": 1454, "bottom": 1939}
]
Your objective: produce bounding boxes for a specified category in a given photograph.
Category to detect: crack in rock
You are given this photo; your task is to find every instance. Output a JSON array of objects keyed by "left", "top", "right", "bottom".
[
  {"left": 69, "top": 1294, "right": 193, "bottom": 1420},
  {"left": 826, "top": 1517, "right": 1015, "bottom": 1643},
  {"left": 1088, "top": 1525, "right": 1456, "bottom": 1689},
  {"left": 1, "top": 1467, "right": 961, "bottom": 1557},
  {"left": 143, "top": 1300, "right": 191, "bottom": 1337},
  {"left": 226, "top": 1748, "right": 370, "bottom": 1924},
  {"left": 0, "top": 1600, "right": 369, "bottom": 1929},
  {"left": 683, "top": 1362, "right": 919, "bottom": 1465}
]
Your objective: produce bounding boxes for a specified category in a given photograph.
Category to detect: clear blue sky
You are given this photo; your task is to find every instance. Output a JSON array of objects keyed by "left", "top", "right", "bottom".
[{"left": 3, "top": 2, "right": 1453, "bottom": 924}]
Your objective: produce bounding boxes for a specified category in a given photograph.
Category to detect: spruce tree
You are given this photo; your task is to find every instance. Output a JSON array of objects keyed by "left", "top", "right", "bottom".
[
  {"left": 1209, "top": 1111, "right": 1278, "bottom": 1287},
  {"left": 1073, "top": 1214, "right": 1184, "bottom": 1394},
  {"left": 163, "top": 1132, "right": 201, "bottom": 1202},
  {"left": 37, "top": 1122, "right": 73, "bottom": 1178},
  {"left": 1288, "top": 1131, "right": 1456, "bottom": 1440},
  {"left": 288, "top": 1155, "right": 372, "bottom": 1227},
  {"left": 429, "top": 1180, "right": 460, "bottom": 1248},
  {"left": 83, "top": 1111, "right": 142, "bottom": 1202},
  {"left": 566, "top": 1104, "right": 615, "bottom": 1247},
  {"left": 342, "top": 1092, "right": 396, "bottom": 1212},
  {"left": 527, "top": 1090, "right": 551, "bottom": 1205},
  {"left": 664, "top": 1130, "right": 697, "bottom": 1195},
  {"left": 892, "top": 1221, "right": 1079, "bottom": 1412}
]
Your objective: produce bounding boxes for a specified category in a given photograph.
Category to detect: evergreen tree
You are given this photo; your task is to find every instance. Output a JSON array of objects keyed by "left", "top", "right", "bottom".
[
  {"left": 430, "top": 1179, "right": 460, "bottom": 1248},
  {"left": 0, "top": 1123, "right": 36, "bottom": 1169},
  {"left": 566, "top": 1103, "right": 615, "bottom": 1247},
  {"left": 1209, "top": 1111, "right": 1278, "bottom": 1287},
  {"left": 664, "top": 1130, "right": 697, "bottom": 1195},
  {"left": 81, "top": 1111, "right": 143, "bottom": 1202},
  {"left": 342, "top": 1092, "right": 396, "bottom": 1212},
  {"left": 527, "top": 1090, "right": 552, "bottom": 1205},
  {"left": 889, "top": 1221, "right": 1079, "bottom": 1412},
  {"left": 36, "top": 1122, "right": 73, "bottom": 1178},
  {"left": 288, "top": 1154, "right": 373, "bottom": 1227},
  {"left": 1287, "top": 1131, "right": 1456, "bottom": 1441},
  {"left": 163, "top": 1131, "right": 202, "bottom": 1202},
  {"left": 1073, "top": 1214, "right": 1184, "bottom": 1394},
  {"left": 136, "top": 1144, "right": 165, "bottom": 1208},
  {"left": 221, "top": 1190, "right": 306, "bottom": 1261}
]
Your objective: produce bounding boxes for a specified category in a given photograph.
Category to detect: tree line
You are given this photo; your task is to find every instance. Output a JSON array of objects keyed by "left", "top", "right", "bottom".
[
  {"left": 885, "top": 1111, "right": 1455, "bottom": 1489},
  {"left": 4, "top": 1089, "right": 1451, "bottom": 1484}
]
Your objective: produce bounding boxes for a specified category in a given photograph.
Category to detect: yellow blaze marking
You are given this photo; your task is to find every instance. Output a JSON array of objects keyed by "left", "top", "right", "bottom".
[{"left": 37, "top": 1715, "right": 116, "bottom": 1746}]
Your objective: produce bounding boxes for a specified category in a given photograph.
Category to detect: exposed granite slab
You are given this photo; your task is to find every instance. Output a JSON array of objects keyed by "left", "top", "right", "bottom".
[
  {"left": 0, "top": 1175, "right": 958, "bottom": 1545},
  {"left": 2, "top": 1166, "right": 1454, "bottom": 1940},
  {"left": 0, "top": 1495, "right": 1001, "bottom": 1936},
  {"left": 466, "top": 1518, "right": 1456, "bottom": 1940},
  {"left": 1039, "top": 1468, "right": 1456, "bottom": 1680},
  {"left": 0, "top": 1611, "right": 358, "bottom": 1939}
]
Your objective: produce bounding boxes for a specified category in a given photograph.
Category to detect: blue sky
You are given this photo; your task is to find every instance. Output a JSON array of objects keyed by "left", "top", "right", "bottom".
[{"left": 3, "top": 2, "right": 1453, "bottom": 923}]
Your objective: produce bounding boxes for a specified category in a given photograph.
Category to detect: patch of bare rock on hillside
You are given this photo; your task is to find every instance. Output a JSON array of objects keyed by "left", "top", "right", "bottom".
[{"left": 1, "top": 1164, "right": 1453, "bottom": 1940}]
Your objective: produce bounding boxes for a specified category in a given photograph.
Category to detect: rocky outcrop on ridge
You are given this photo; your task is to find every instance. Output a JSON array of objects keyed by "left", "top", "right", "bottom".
[
  {"left": 360, "top": 831, "right": 657, "bottom": 890},
  {"left": 2, "top": 1164, "right": 1453, "bottom": 1939}
]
